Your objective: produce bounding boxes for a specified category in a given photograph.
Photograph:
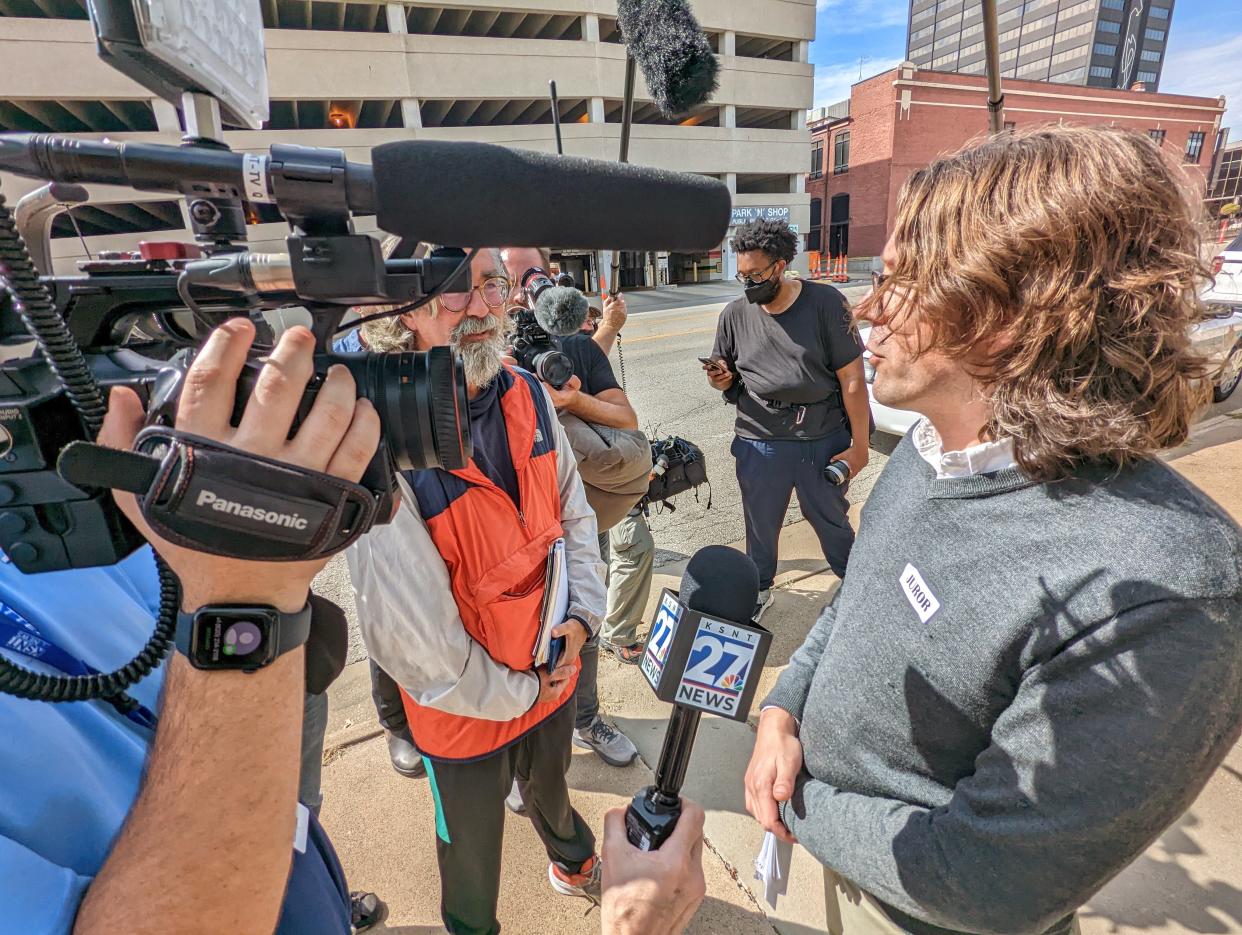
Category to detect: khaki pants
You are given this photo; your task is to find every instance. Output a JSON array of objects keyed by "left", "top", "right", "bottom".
[{"left": 823, "top": 869, "right": 1081, "bottom": 935}]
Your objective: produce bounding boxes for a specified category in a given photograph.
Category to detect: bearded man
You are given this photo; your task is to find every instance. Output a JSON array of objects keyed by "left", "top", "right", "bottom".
[{"left": 344, "top": 244, "right": 607, "bottom": 934}]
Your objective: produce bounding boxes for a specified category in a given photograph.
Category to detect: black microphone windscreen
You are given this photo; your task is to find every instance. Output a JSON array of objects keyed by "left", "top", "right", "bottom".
[
  {"left": 534, "top": 286, "right": 590, "bottom": 337},
  {"left": 679, "top": 546, "right": 760, "bottom": 624},
  {"left": 371, "top": 141, "right": 730, "bottom": 251},
  {"left": 618, "top": 0, "right": 720, "bottom": 118}
]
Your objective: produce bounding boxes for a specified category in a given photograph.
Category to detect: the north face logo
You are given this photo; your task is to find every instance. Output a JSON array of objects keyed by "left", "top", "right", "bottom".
[{"left": 534, "top": 429, "right": 544, "bottom": 444}]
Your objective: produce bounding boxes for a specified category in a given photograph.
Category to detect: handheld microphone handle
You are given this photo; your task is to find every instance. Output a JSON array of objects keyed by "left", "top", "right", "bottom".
[
  {"left": 653, "top": 705, "right": 701, "bottom": 800},
  {"left": 626, "top": 704, "right": 700, "bottom": 850}
]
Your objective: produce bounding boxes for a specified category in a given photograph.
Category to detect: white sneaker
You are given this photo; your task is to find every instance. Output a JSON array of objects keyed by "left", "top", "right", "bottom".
[
  {"left": 753, "top": 589, "right": 775, "bottom": 622},
  {"left": 548, "top": 855, "right": 602, "bottom": 906},
  {"left": 505, "top": 779, "right": 525, "bottom": 815}
]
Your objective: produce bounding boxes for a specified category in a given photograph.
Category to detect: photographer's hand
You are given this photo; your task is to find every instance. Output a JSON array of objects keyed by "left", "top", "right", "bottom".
[
  {"left": 593, "top": 293, "right": 627, "bottom": 356},
  {"left": 543, "top": 374, "right": 583, "bottom": 411},
  {"left": 100, "top": 318, "right": 380, "bottom": 611},
  {"left": 602, "top": 799, "right": 707, "bottom": 935},
  {"left": 76, "top": 319, "right": 380, "bottom": 935}
]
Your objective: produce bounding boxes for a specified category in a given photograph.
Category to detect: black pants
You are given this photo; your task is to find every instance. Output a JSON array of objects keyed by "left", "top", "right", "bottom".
[
  {"left": 369, "top": 659, "right": 408, "bottom": 733},
  {"left": 425, "top": 698, "right": 595, "bottom": 935},
  {"left": 733, "top": 428, "right": 855, "bottom": 589}
]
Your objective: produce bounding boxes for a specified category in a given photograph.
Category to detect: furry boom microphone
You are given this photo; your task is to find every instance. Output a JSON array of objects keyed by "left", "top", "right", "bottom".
[{"left": 617, "top": 0, "right": 720, "bottom": 118}]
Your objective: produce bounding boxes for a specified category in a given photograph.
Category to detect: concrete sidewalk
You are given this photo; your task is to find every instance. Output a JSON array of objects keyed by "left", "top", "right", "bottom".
[{"left": 318, "top": 440, "right": 1242, "bottom": 935}]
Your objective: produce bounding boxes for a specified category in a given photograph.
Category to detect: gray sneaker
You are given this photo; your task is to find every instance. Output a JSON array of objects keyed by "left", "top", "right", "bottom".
[
  {"left": 573, "top": 715, "right": 638, "bottom": 767},
  {"left": 505, "top": 779, "right": 525, "bottom": 815},
  {"left": 548, "top": 855, "right": 602, "bottom": 906}
]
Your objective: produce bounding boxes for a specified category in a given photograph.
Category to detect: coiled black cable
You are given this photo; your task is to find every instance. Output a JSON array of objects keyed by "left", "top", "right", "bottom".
[
  {"left": 0, "top": 186, "right": 106, "bottom": 435},
  {"left": 0, "top": 184, "right": 176, "bottom": 710}
]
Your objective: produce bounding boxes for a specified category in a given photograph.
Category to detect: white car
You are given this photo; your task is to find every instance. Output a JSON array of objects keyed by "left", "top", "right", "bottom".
[{"left": 1202, "top": 235, "right": 1242, "bottom": 403}]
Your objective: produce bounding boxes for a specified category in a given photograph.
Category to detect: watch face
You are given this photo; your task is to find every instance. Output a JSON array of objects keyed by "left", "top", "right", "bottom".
[{"left": 191, "top": 610, "right": 278, "bottom": 669}]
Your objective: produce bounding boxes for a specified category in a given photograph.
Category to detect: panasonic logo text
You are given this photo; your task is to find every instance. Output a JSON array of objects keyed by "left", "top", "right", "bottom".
[{"left": 195, "top": 490, "right": 309, "bottom": 531}]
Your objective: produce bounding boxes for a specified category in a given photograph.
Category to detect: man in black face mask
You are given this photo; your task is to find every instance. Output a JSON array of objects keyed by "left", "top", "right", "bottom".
[{"left": 704, "top": 219, "right": 871, "bottom": 620}]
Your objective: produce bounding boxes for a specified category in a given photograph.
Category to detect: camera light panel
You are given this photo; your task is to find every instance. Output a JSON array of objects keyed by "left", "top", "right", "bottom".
[{"left": 132, "top": 0, "right": 270, "bottom": 130}]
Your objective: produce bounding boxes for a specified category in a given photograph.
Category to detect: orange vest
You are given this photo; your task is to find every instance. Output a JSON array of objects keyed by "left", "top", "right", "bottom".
[{"left": 400, "top": 367, "right": 577, "bottom": 761}]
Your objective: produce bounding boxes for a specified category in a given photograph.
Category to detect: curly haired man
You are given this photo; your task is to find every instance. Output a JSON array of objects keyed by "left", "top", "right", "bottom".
[
  {"left": 705, "top": 219, "right": 872, "bottom": 618},
  {"left": 744, "top": 126, "right": 1242, "bottom": 934}
]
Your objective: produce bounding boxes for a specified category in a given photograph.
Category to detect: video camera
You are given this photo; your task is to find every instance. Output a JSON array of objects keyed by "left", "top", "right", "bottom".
[
  {"left": 508, "top": 266, "right": 578, "bottom": 389},
  {"left": 0, "top": 0, "right": 729, "bottom": 705}
]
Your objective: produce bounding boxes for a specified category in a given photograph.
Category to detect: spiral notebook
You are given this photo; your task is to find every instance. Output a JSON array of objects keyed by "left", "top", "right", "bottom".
[{"left": 532, "top": 538, "right": 568, "bottom": 667}]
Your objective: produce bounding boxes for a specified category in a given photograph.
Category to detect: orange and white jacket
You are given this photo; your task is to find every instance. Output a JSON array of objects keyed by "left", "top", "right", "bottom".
[{"left": 346, "top": 366, "right": 607, "bottom": 761}]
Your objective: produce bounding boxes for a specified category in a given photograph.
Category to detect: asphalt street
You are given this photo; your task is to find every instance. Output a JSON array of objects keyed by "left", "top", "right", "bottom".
[{"left": 313, "top": 280, "right": 879, "bottom": 662}]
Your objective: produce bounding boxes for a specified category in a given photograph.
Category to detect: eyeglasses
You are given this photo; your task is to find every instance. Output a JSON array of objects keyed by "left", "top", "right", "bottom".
[
  {"left": 734, "top": 259, "right": 779, "bottom": 286},
  {"left": 439, "top": 276, "right": 512, "bottom": 313}
]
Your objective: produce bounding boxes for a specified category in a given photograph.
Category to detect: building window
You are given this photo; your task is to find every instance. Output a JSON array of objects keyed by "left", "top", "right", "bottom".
[
  {"left": 1000, "top": 25, "right": 1022, "bottom": 41},
  {"left": 1149, "top": 128, "right": 1166, "bottom": 145},
  {"left": 1017, "top": 59, "right": 1048, "bottom": 77},
  {"left": 1023, "top": 13, "right": 1056, "bottom": 33},
  {"left": 1050, "top": 44, "right": 1089, "bottom": 66},
  {"left": 1022, "top": 35, "right": 1054, "bottom": 53},
  {"left": 911, "top": 44, "right": 932, "bottom": 59},
  {"left": 1185, "top": 131, "right": 1205, "bottom": 164},
  {"left": 911, "top": 24, "right": 934, "bottom": 41},
  {"left": 808, "top": 198, "right": 823, "bottom": 253},
  {"left": 1098, "top": 19, "right": 1121, "bottom": 32},
  {"left": 912, "top": 5, "right": 936, "bottom": 23},
  {"left": 810, "top": 139, "right": 824, "bottom": 177},
  {"left": 934, "top": 34, "right": 958, "bottom": 49},
  {"left": 1060, "top": 0, "right": 1096, "bottom": 18},
  {"left": 1136, "top": 69, "right": 1158, "bottom": 82},
  {"left": 1144, "top": 27, "right": 1166, "bottom": 41},
  {"left": 933, "top": 52, "right": 958, "bottom": 67},
  {"left": 1100, "top": 0, "right": 1124, "bottom": 7},
  {"left": 960, "top": 40, "right": 985, "bottom": 56},
  {"left": 1149, "top": 4, "right": 1170, "bottom": 16},
  {"left": 833, "top": 131, "right": 850, "bottom": 174},
  {"left": 1140, "top": 48, "right": 1161, "bottom": 61},
  {"left": 1050, "top": 66, "right": 1087, "bottom": 82},
  {"left": 1056, "top": 21, "right": 1095, "bottom": 42},
  {"left": 1089, "top": 65, "right": 1113, "bottom": 77},
  {"left": 1094, "top": 42, "right": 1117, "bottom": 55}
]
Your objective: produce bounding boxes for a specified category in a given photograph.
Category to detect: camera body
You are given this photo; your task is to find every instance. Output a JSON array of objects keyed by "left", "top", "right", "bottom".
[
  {"left": 508, "top": 308, "right": 574, "bottom": 389},
  {"left": 0, "top": 162, "right": 473, "bottom": 573}
]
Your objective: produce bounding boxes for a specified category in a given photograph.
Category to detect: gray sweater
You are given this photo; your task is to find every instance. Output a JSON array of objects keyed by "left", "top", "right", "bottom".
[{"left": 764, "top": 433, "right": 1242, "bottom": 935}]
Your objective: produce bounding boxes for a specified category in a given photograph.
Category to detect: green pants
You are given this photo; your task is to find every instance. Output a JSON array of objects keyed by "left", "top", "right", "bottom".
[{"left": 600, "top": 509, "right": 655, "bottom": 647}]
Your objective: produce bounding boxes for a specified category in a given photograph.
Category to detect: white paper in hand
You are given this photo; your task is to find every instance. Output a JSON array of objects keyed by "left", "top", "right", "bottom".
[{"left": 753, "top": 830, "right": 793, "bottom": 908}]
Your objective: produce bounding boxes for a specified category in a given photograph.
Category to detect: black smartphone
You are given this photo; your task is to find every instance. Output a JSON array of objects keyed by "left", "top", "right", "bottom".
[
  {"left": 546, "top": 634, "right": 566, "bottom": 673},
  {"left": 698, "top": 356, "right": 721, "bottom": 371}
]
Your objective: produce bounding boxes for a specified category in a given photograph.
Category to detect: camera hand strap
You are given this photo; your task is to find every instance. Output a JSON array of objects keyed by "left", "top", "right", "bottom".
[{"left": 58, "top": 427, "right": 378, "bottom": 561}]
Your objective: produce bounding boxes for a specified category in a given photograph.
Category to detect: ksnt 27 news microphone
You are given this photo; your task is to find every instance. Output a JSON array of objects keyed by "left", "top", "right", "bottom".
[{"left": 627, "top": 546, "right": 771, "bottom": 850}]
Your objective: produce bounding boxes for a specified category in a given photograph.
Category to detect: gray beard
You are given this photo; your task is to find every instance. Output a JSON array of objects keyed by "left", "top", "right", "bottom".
[{"left": 452, "top": 313, "right": 510, "bottom": 389}]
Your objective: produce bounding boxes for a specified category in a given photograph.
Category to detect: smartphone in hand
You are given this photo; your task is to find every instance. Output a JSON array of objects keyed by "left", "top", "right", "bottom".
[
  {"left": 698, "top": 356, "right": 722, "bottom": 371},
  {"left": 546, "top": 634, "right": 565, "bottom": 673}
]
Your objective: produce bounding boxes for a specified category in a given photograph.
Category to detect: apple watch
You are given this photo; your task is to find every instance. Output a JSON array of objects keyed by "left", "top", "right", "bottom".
[{"left": 175, "top": 604, "right": 312, "bottom": 672}]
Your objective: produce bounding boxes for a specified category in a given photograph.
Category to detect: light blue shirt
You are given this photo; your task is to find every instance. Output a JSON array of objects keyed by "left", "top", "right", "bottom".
[
  {"left": 0, "top": 548, "right": 351, "bottom": 935},
  {"left": 0, "top": 548, "right": 164, "bottom": 934}
]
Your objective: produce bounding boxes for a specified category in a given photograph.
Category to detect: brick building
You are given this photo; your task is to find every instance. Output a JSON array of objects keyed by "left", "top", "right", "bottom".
[{"left": 806, "top": 62, "right": 1226, "bottom": 265}]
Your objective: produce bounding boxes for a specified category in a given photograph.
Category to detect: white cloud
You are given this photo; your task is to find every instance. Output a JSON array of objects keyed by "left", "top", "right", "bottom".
[
  {"left": 814, "top": 57, "right": 904, "bottom": 108},
  {"left": 814, "top": 0, "right": 909, "bottom": 33},
  {"left": 1160, "top": 32, "right": 1241, "bottom": 135}
]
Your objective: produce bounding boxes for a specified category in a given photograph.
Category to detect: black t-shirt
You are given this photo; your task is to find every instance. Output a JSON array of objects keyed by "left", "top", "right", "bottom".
[
  {"left": 561, "top": 333, "right": 620, "bottom": 397},
  {"left": 711, "top": 281, "right": 861, "bottom": 441}
]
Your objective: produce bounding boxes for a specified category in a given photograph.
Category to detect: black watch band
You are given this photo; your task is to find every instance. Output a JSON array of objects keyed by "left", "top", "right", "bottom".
[{"left": 175, "top": 603, "right": 312, "bottom": 671}]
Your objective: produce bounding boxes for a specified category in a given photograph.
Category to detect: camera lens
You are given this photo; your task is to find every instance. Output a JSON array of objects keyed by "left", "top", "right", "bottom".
[
  {"left": 333, "top": 346, "right": 472, "bottom": 471},
  {"left": 533, "top": 350, "right": 574, "bottom": 390},
  {"left": 824, "top": 460, "right": 850, "bottom": 486}
]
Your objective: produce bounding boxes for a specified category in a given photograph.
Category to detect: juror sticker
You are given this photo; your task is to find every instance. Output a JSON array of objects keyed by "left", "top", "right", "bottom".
[
  {"left": 900, "top": 563, "right": 940, "bottom": 623},
  {"left": 674, "top": 619, "right": 759, "bottom": 717}
]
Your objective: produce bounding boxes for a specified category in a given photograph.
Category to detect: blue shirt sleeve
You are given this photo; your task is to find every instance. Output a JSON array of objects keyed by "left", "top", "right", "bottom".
[
  {"left": 333, "top": 329, "right": 363, "bottom": 353},
  {"left": 0, "top": 836, "right": 90, "bottom": 935}
]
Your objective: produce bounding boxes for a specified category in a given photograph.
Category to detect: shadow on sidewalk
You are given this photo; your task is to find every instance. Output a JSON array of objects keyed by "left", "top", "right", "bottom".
[{"left": 1082, "top": 810, "right": 1242, "bottom": 933}]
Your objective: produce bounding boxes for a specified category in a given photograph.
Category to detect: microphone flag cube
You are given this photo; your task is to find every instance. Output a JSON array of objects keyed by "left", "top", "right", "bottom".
[{"left": 640, "top": 588, "right": 771, "bottom": 722}]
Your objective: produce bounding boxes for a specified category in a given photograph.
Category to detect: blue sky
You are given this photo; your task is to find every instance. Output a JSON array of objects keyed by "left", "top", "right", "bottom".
[{"left": 809, "top": 0, "right": 1241, "bottom": 134}]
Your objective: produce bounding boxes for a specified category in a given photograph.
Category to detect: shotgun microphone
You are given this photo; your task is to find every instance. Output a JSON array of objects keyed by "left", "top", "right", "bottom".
[
  {"left": 626, "top": 546, "right": 765, "bottom": 850},
  {"left": 617, "top": 0, "right": 721, "bottom": 118}
]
